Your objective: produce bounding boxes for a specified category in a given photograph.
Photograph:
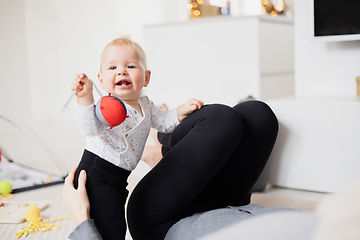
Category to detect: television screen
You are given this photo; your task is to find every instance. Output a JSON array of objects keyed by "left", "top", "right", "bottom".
[{"left": 313, "top": 0, "right": 360, "bottom": 41}]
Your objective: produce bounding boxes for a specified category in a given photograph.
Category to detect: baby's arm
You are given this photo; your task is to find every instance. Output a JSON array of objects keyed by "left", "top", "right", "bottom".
[
  {"left": 71, "top": 73, "right": 94, "bottom": 106},
  {"left": 177, "top": 98, "right": 204, "bottom": 122},
  {"left": 148, "top": 97, "right": 202, "bottom": 132},
  {"left": 72, "top": 73, "right": 105, "bottom": 136}
]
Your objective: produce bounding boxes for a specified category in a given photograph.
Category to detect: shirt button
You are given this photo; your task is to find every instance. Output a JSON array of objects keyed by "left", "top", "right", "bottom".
[{"left": 125, "top": 134, "right": 128, "bottom": 137}]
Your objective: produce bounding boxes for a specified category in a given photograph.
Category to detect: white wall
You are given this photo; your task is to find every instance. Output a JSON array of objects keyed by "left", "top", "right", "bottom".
[
  {"left": 0, "top": 0, "right": 296, "bottom": 125},
  {"left": 295, "top": 0, "right": 360, "bottom": 96},
  {"left": 0, "top": 0, "right": 301, "bottom": 178},
  {"left": 0, "top": 0, "right": 189, "bottom": 174},
  {"left": 0, "top": 0, "right": 188, "bottom": 125},
  {"left": 0, "top": 0, "right": 31, "bottom": 121}
]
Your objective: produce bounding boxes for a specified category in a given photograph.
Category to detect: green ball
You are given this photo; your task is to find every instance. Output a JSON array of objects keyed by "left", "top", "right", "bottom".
[{"left": 0, "top": 181, "right": 12, "bottom": 194}]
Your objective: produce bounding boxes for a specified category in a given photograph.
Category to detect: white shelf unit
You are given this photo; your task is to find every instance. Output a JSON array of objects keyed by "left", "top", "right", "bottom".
[
  {"left": 142, "top": 15, "right": 294, "bottom": 108},
  {"left": 268, "top": 95, "right": 360, "bottom": 193}
]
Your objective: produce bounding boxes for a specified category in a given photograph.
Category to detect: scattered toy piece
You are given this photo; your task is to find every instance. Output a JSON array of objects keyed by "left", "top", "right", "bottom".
[
  {"left": 0, "top": 181, "right": 12, "bottom": 194},
  {"left": 14, "top": 216, "right": 72, "bottom": 238},
  {"left": 25, "top": 205, "right": 40, "bottom": 222}
]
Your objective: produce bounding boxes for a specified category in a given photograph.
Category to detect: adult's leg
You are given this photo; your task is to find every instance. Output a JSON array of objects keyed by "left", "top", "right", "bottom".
[
  {"left": 127, "top": 101, "right": 278, "bottom": 240},
  {"left": 159, "top": 100, "right": 278, "bottom": 212},
  {"left": 127, "top": 104, "right": 244, "bottom": 240},
  {"left": 187, "top": 100, "right": 278, "bottom": 207}
]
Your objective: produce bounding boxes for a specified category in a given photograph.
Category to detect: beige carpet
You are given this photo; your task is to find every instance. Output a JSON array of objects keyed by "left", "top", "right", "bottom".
[{"left": 251, "top": 192, "right": 319, "bottom": 212}]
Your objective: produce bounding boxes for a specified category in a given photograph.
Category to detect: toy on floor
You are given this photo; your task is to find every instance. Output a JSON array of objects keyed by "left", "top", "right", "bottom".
[
  {"left": 14, "top": 205, "right": 72, "bottom": 239},
  {"left": 95, "top": 94, "right": 128, "bottom": 129},
  {"left": 25, "top": 205, "right": 40, "bottom": 222},
  {"left": 0, "top": 180, "right": 12, "bottom": 194},
  {"left": 0, "top": 194, "right": 13, "bottom": 200},
  {"left": 0, "top": 201, "right": 47, "bottom": 224}
]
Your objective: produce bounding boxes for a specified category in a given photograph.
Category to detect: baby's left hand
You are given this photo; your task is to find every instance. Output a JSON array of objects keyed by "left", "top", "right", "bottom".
[{"left": 177, "top": 98, "right": 204, "bottom": 122}]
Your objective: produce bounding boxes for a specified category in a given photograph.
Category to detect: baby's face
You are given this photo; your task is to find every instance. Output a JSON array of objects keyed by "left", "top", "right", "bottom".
[{"left": 98, "top": 44, "right": 150, "bottom": 103}]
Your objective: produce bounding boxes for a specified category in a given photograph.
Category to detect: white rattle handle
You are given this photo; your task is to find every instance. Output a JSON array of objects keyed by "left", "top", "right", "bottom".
[{"left": 61, "top": 79, "right": 103, "bottom": 113}]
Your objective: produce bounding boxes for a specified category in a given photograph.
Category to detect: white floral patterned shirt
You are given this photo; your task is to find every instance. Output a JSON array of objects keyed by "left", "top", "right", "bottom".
[{"left": 75, "top": 95, "right": 179, "bottom": 171}]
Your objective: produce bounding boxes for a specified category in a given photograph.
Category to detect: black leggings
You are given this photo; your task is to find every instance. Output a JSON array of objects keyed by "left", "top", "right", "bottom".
[
  {"left": 74, "top": 150, "right": 131, "bottom": 240},
  {"left": 127, "top": 101, "right": 279, "bottom": 240}
]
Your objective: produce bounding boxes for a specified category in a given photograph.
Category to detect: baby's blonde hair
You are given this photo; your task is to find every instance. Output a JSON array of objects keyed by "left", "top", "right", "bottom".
[{"left": 100, "top": 37, "right": 147, "bottom": 70}]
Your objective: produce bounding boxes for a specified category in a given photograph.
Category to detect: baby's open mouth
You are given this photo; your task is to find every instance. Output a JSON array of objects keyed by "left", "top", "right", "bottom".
[{"left": 116, "top": 80, "right": 131, "bottom": 86}]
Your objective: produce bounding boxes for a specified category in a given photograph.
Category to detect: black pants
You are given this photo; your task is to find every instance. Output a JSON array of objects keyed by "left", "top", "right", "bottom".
[
  {"left": 127, "top": 101, "right": 279, "bottom": 240},
  {"left": 74, "top": 150, "right": 131, "bottom": 240}
]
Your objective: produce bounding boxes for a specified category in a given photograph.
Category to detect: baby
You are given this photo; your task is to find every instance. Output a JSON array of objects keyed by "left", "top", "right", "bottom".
[{"left": 70, "top": 37, "right": 203, "bottom": 240}]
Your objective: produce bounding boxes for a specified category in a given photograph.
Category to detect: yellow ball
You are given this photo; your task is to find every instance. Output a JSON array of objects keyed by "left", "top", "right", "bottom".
[
  {"left": 0, "top": 181, "right": 12, "bottom": 194},
  {"left": 25, "top": 205, "right": 41, "bottom": 222}
]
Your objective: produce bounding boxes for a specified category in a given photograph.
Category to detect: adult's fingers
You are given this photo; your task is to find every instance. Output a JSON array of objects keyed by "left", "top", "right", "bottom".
[
  {"left": 64, "top": 165, "right": 78, "bottom": 187},
  {"left": 77, "top": 170, "right": 87, "bottom": 191}
]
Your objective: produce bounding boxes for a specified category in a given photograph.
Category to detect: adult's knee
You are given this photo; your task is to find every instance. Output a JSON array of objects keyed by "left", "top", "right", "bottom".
[
  {"left": 234, "top": 100, "right": 278, "bottom": 134},
  {"left": 169, "top": 104, "right": 244, "bottom": 150},
  {"left": 199, "top": 104, "right": 244, "bottom": 139}
]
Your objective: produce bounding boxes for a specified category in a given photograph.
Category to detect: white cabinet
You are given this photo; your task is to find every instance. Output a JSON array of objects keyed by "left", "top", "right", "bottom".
[
  {"left": 143, "top": 15, "right": 294, "bottom": 108},
  {"left": 268, "top": 96, "right": 360, "bottom": 193}
]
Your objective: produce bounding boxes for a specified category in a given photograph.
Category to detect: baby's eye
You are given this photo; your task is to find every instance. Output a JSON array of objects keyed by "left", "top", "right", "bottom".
[
  {"left": 127, "top": 65, "right": 135, "bottom": 69},
  {"left": 109, "top": 66, "right": 117, "bottom": 70}
]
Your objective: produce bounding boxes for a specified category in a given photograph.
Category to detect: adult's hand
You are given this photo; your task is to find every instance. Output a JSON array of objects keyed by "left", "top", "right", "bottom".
[{"left": 62, "top": 166, "right": 90, "bottom": 226}]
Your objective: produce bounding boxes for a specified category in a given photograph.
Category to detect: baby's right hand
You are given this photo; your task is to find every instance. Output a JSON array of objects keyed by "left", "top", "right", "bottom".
[{"left": 71, "top": 73, "right": 94, "bottom": 106}]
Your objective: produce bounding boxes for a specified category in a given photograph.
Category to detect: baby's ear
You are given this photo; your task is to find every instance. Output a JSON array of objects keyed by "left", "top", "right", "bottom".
[
  {"left": 98, "top": 73, "right": 104, "bottom": 89},
  {"left": 144, "top": 70, "right": 151, "bottom": 87}
]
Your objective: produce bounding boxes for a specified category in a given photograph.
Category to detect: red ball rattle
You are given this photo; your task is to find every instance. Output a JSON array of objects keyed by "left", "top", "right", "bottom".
[
  {"left": 62, "top": 79, "right": 128, "bottom": 128},
  {"left": 95, "top": 95, "right": 128, "bottom": 129}
]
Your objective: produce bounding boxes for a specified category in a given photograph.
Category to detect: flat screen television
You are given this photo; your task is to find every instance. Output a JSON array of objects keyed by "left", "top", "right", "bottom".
[{"left": 313, "top": 0, "right": 360, "bottom": 42}]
